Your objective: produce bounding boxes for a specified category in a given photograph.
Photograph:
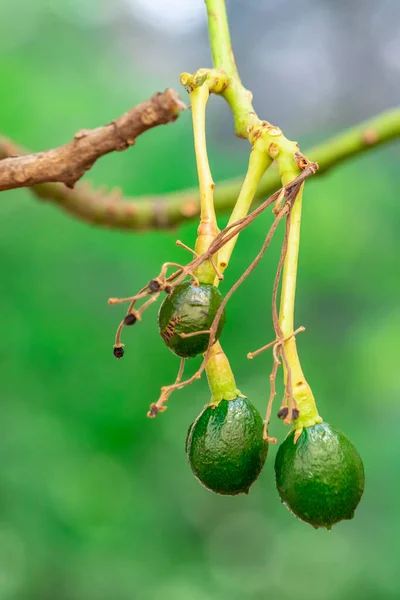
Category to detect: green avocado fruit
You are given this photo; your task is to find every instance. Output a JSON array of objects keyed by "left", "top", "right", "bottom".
[
  {"left": 186, "top": 397, "right": 268, "bottom": 495},
  {"left": 275, "top": 422, "right": 365, "bottom": 529},
  {"left": 158, "top": 281, "right": 226, "bottom": 358}
]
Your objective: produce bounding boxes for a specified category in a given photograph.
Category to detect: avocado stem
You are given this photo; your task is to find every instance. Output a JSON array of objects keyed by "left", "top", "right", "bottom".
[
  {"left": 278, "top": 172, "right": 322, "bottom": 434},
  {"left": 189, "top": 83, "right": 219, "bottom": 285},
  {"left": 206, "top": 341, "right": 244, "bottom": 405},
  {"left": 216, "top": 147, "right": 271, "bottom": 277},
  {"left": 188, "top": 80, "right": 242, "bottom": 408}
]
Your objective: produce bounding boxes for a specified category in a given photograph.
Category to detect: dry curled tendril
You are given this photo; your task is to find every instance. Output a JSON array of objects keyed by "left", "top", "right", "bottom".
[{"left": 108, "top": 161, "right": 318, "bottom": 440}]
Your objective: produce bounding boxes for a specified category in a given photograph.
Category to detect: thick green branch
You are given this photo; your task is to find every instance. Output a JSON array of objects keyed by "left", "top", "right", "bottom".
[
  {"left": 205, "top": 0, "right": 258, "bottom": 139},
  {"left": 206, "top": 0, "right": 238, "bottom": 78},
  {"left": 0, "top": 108, "right": 398, "bottom": 230}
]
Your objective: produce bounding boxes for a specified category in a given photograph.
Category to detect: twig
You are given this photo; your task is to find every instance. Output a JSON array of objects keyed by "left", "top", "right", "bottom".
[
  {"left": 247, "top": 207, "right": 304, "bottom": 440},
  {"left": 147, "top": 188, "right": 299, "bottom": 415},
  {"left": 108, "top": 175, "right": 305, "bottom": 417},
  {"left": 108, "top": 164, "right": 314, "bottom": 311},
  {"left": 263, "top": 215, "right": 292, "bottom": 440},
  {"left": 0, "top": 89, "right": 186, "bottom": 192},
  {"left": 147, "top": 357, "right": 185, "bottom": 417},
  {"left": 263, "top": 344, "right": 281, "bottom": 444},
  {"left": 247, "top": 326, "right": 305, "bottom": 360},
  {"left": 1, "top": 108, "right": 398, "bottom": 229}
]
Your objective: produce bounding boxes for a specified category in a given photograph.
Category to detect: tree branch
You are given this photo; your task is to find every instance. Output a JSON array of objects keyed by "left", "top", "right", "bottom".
[
  {"left": 0, "top": 89, "right": 187, "bottom": 192},
  {"left": 206, "top": 0, "right": 238, "bottom": 79},
  {"left": 0, "top": 107, "right": 398, "bottom": 230},
  {"left": 205, "top": 0, "right": 259, "bottom": 139}
]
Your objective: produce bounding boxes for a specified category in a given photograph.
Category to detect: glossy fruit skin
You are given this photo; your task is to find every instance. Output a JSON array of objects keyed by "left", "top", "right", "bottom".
[
  {"left": 186, "top": 397, "right": 268, "bottom": 495},
  {"left": 158, "top": 281, "right": 226, "bottom": 358},
  {"left": 275, "top": 422, "right": 365, "bottom": 529}
]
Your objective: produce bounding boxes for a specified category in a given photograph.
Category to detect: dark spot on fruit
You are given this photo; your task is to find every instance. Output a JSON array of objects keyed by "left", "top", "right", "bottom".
[
  {"left": 161, "top": 316, "right": 182, "bottom": 342},
  {"left": 158, "top": 282, "right": 226, "bottom": 358}
]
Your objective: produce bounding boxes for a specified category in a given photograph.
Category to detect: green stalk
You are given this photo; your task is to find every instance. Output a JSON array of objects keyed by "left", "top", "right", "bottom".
[
  {"left": 190, "top": 83, "right": 219, "bottom": 284},
  {"left": 206, "top": 0, "right": 238, "bottom": 78},
  {"left": 205, "top": 0, "right": 259, "bottom": 138},
  {"left": 279, "top": 170, "right": 322, "bottom": 434},
  {"left": 216, "top": 147, "right": 272, "bottom": 275},
  {"left": 206, "top": 341, "right": 243, "bottom": 405},
  {"left": 188, "top": 80, "right": 240, "bottom": 404}
]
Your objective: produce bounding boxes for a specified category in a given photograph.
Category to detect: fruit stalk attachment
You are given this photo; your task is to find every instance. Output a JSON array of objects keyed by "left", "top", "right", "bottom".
[
  {"left": 206, "top": 341, "right": 243, "bottom": 405},
  {"left": 188, "top": 78, "right": 220, "bottom": 285},
  {"left": 277, "top": 170, "right": 322, "bottom": 440}
]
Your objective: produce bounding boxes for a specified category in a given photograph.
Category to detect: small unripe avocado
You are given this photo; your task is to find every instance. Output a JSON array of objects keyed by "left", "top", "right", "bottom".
[
  {"left": 186, "top": 397, "right": 268, "bottom": 495},
  {"left": 275, "top": 422, "right": 365, "bottom": 529},
  {"left": 158, "top": 281, "right": 226, "bottom": 358}
]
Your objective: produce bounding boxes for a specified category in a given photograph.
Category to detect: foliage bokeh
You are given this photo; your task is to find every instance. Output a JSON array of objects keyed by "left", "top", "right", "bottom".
[{"left": 0, "top": 1, "right": 399, "bottom": 599}]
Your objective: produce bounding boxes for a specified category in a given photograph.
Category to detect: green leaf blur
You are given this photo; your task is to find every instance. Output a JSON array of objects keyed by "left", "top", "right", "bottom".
[{"left": 0, "top": 1, "right": 399, "bottom": 599}]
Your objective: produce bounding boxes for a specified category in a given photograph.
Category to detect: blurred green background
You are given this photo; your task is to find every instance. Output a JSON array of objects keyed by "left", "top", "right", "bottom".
[{"left": 1, "top": 1, "right": 399, "bottom": 599}]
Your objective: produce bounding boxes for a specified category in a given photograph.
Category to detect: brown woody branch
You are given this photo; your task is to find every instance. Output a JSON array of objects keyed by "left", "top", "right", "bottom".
[
  {"left": 0, "top": 107, "right": 399, "bottom": 230},
  {"left": 0, "top": 89, "right": 187, "bottom": 192}
]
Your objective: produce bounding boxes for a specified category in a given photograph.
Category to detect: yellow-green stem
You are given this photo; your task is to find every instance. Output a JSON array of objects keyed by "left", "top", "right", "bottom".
[
  {"left": 279, "top": 182, "right": 306, "bottom": 381},
  {"left": 205, "top": 341, "right": 243, "bottom": 405},
  {"left": 205, "top": 0, "right": 320, "bottom": 424},
  {"left": 206, "top": 0, "right": 238, "bottom": 79},
  {"left": 216, "top": 147, "right": 272, "bottom": 275},
  {"left": 190, "top": 84, "right": 219, "bottom": 284},
  {"left": 279, "top": 172, "right": 322, "bottom": 432},
  {"left": 188, "top": 81, "right": 240, "bottom": 408}
]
